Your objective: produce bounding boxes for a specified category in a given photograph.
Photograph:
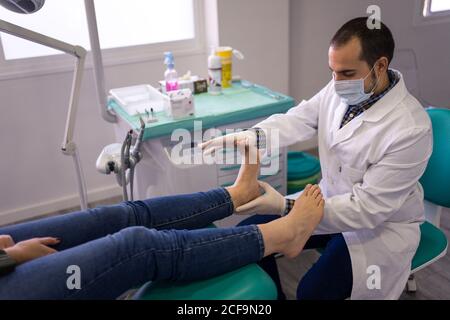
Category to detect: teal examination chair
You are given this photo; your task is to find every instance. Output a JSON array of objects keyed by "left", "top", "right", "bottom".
[
  {"left": 132, "top": 224, "right": 277, "bottom": 300},
  {"left": 406, "top": 108, "right": 449, "bottom": 292}
]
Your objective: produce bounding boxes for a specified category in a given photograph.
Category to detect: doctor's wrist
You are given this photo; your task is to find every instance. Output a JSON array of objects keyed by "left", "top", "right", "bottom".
[
  {"left": 244, "top": 128, "right": 266, "bottom": 150},
  {"left": 282, "top": 199, "right": 296, "bottom": 216}
]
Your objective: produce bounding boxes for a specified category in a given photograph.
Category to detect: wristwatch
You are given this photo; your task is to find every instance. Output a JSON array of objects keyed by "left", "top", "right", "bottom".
[
  {"left": 0, "top": 249, "right": 16, "bottom": 276},
  {"left": 244, "top": 128, "right": 266, "bottom": 149}
]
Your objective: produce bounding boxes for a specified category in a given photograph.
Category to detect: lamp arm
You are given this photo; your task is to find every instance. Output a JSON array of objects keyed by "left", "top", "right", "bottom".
[
  {"left": 84, "top": 0, "right": 116, "bottom": 123},
  {"left": 0, "top": 19, "right": 83, "bottom": 57},
  {"left": 0, "top": 18, "right": 89, "bottom": 209}
]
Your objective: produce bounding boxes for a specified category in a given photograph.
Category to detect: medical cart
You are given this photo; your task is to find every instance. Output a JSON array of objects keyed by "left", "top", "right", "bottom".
[{"left": 108, "top": 81, "right": 296, "bottom": 226}]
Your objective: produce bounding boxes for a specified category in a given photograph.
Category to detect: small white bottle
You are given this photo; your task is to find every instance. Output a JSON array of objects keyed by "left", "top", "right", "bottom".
[{"left": 208, "top": 48, "right": 222, "bottom": 95}]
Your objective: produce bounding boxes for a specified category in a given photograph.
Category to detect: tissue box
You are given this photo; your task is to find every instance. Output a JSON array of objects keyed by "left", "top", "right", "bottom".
[{"left": 163, "top": 89, "right": 195, "bottom": 119}]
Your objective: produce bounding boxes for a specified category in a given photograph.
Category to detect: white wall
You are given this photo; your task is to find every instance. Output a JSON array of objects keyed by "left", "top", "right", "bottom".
[
  {"left": 0, "top": 0, "right": 290, "bottom": 225},
  {"left": 0, "top": 54, "right": 208, "bottom": 225},
  {"left": 217, "top": 0, "right": 290, "bottom": 94},
  {"left": 290, "top": 0, "right": 450, "bottom": 108}
]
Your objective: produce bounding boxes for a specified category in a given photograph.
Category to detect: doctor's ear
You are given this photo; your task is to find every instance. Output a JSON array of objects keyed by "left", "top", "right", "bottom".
[{"left": 375, "top": 57, "right": 389, "bottom": 74}]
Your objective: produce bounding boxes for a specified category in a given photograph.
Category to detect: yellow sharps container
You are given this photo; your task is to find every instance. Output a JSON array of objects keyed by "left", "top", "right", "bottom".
[{"left": 215, "top": 47, "right": 244, "bottom": 88}]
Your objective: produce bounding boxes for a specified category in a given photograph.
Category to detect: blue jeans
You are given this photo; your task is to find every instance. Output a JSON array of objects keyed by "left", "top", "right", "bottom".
[
  {"left": 0, "top": 188, "right": 264, "bottom": 299},
  {"left": 238, "top": 215, "right": 352, "bottom": 300}
]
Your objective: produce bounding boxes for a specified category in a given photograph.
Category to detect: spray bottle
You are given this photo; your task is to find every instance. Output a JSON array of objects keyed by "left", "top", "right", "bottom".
[{"left": 164, "top": 52, "right": 179, "bottom": 92}]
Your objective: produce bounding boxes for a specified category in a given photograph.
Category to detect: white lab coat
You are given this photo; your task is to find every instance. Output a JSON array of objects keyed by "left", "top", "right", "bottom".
[{"left": 256, "top": 70, "right": 432, "bottom": 299}]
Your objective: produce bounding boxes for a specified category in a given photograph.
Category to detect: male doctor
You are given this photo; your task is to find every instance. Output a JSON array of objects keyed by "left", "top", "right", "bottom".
[{"left": 200, "top": 17, "right": 432, "bottom": 300}]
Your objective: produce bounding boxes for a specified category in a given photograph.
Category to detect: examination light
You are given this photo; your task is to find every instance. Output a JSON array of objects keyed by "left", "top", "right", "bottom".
[{"left": 0, "top": 0, "right": 92, "bottom": 209}]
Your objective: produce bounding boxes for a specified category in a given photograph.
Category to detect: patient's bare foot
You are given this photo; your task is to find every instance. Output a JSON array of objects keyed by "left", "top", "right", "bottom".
[
  {"left": 225, "top": 142, "right": 261, "bottom": 209},
  {"left": 258, "top": 185, "right": 324, "bottom": 258},
  {"left": 282, "top": 185, "right": 324, "bottom": 257}
]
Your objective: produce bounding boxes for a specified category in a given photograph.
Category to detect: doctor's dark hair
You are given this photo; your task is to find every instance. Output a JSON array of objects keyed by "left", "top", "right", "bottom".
[{"left": 331, "top": 17, "right": 395, "bottom": 67}]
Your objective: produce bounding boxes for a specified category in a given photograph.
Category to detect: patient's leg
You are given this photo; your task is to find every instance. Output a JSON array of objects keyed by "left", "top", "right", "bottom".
[
  {"left": 225, "top": 143, "right": 261, "bottom": 209},
  {"left": 260, "top": 185, "right": 324, "bottom": 258},
  {"left": 0, "top": 224, "right": 264, "bottom": 299},
  {"left": 0, "top": 188, "right": 236, "bottom": 251},
  {"left": 0, "top": 187, "right": 323, "bottom": 300},
  {"left": 0, "top": 144, "right": 261, "bottom": 251}
]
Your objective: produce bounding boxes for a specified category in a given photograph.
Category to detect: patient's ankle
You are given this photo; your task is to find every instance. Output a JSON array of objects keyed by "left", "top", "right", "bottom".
[{"left": 226, "top": 185, "right": 260, "bottom": 210}]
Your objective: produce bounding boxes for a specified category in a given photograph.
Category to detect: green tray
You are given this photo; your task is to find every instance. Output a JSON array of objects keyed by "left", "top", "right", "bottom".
[{"left": 108, "top": 81, "right": 296, "bottom": 141}]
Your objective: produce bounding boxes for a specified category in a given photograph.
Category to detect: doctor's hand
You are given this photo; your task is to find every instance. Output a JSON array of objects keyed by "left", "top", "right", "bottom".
[
  {"left": 199, "top": 130, "right": 257, "bottom": 157},
  {"left": 235, "top": 181, "right": 286, "bottom": 215},
  {"left": 0, "top": 235, "right": 15, "bottom": 249},
  {"left": 4, "top": 237, "right": 60, "bottom": 265}
]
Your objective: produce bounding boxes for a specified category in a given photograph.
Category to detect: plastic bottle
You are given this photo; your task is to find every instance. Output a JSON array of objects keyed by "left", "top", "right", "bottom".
[
  {"left": 215, "top": 47, "right": 244, "bottom": 88},
  {"left": 208, "top": 48, "right": 222, "bottom": 95},
  {"left": 164, "top": 52, "right": 179, "bottom": 92}
]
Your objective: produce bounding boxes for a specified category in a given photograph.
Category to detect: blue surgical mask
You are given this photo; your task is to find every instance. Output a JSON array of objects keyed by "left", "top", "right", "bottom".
[{"left": 333, "top": 64, "right": 380, "bottom": 105}]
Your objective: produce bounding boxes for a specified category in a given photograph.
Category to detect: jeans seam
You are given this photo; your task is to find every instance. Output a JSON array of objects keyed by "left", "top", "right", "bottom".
[
  {"left": 66, "top": 227, "right": 259, "bottom": 299},
  {"left": 252, "top": 225, "right": 265, "bottom": 260},
  {"left": 220, "top": 187, "right": 235, "bottom": 214}
]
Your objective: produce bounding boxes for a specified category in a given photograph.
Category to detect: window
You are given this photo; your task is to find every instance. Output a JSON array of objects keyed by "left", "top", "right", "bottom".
[
  {"left": 423, "top": 0, "right": 450, "bottom": 17},
  {"left": 0, "top": 0, "right": 196, "bottom": 60}
]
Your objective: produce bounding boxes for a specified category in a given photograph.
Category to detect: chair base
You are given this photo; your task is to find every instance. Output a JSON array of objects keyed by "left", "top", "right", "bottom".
[{"left": 406, "top": 275, "right": 417, "bottom": 293}]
